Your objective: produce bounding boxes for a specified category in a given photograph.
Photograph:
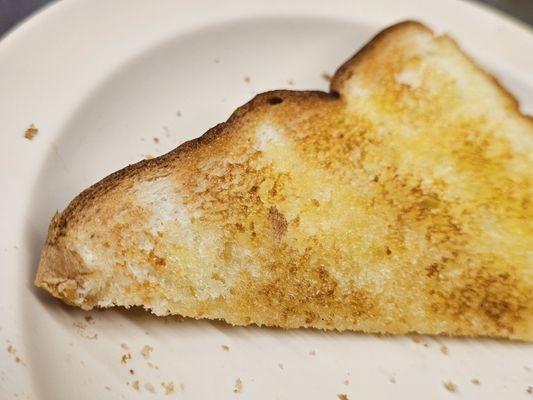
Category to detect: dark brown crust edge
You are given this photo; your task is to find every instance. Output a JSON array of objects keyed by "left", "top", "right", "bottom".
[
  {"left": 47, "top": 20, "right": 427, "bottom": 231},
  {"left": 36, "top": 19, "right": 533, "bottom": 283}
]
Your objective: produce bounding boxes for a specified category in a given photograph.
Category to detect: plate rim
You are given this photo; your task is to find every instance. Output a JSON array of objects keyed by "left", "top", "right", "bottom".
[{"left": 1, "top": 0, "right": 532, "bottom": 398}]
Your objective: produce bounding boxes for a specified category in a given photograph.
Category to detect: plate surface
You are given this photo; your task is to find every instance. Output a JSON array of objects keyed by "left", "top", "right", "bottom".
[{"left": 1, "top": 0, "right": 532, "bottom": 399}]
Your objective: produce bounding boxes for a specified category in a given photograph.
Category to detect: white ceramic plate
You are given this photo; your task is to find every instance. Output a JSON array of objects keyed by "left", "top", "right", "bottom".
[{"left": 1, "top": 0, "right": 532, "bottom": 399}]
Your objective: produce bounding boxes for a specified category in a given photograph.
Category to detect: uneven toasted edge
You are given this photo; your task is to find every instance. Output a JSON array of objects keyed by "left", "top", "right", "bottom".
[
  {"left": 41, "top": 20, "right": 533, "bottom": 237},
  {"left": 35, "top": 20, "right": 533, "bottom": 320},
  {"left": 44, "top": 21, "right": 432, "bottom": 230}
]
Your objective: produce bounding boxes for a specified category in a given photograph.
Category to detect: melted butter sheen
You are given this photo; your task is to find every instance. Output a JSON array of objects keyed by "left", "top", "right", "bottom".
[{"left": 100, "top": 28, "right": 532, "bottom": 338}]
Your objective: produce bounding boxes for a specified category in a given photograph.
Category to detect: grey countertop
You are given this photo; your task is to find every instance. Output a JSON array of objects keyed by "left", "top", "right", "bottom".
[{"left": 1, "top": 0, "right": 532, "bottom": 39}]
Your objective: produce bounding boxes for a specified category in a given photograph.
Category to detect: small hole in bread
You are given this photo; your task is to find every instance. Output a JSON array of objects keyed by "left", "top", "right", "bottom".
[{"left": 267, "top": 96, "right": 283, "bottom": 105}]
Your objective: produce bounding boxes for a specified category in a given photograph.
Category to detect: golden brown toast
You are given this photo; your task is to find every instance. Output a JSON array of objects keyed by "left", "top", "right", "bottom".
[{"left": 35, "top": 21, "right": 533, "bottom": 340}]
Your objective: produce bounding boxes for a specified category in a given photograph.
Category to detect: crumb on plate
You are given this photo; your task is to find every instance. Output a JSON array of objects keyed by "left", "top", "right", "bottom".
[
  {"left": 121, "top": 353, "right": 132, "bottom": 364},
  {"left": 144, "top": 382, "right": 155, "bottom": 393},
  {"left": 161, "top": 382, "right": 174, "bottom": 395},
  {"left": 24, "top": 124, "right": 38, "bottom": 140},
  {"left": 443, "top": 380, "right": 457, "bottom": 392},
  {"left": 410, "top": 335, "right": 421, "bottom": 343},
  {"left": 233, "top": 378, "right": 243, "bottom": 393}
]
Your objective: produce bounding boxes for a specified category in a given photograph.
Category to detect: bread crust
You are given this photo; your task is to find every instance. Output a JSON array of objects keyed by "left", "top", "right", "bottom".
[{"left": 44, "top": 20, "right": 532, "bottom": 239}]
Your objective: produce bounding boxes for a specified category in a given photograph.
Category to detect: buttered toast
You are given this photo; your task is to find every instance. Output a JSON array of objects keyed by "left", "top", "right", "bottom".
[{"left": 35, "top": 21, "right": 533, "bottom": 340}]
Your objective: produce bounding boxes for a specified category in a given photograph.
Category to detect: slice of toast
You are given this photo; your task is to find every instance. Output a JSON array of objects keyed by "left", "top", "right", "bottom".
[{"left": 35, "top": 21, "right": 533, "bottom": 340}]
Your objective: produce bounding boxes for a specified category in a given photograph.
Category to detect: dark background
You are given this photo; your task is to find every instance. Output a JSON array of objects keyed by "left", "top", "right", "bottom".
[{"left": 1, "top": 0, "right": 532, "bottom": 39}]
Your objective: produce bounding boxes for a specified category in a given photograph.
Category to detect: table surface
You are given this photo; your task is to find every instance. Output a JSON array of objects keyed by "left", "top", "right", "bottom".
[{"left": 1, "top": 0, "right": 532, "bottom": 39}]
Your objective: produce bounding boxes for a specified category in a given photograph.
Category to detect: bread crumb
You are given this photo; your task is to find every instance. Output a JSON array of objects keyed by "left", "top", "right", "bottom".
[
  {"left": 244, "top": 76, "right": 251, "bottom": 84},
  {"left": 527, "top": 386, "right": 532, "bottom": 395},
  {"left": 389, "top": 377, "right": 396, "bottom": 384},
  {"left": 24, "top": 124, "right": 38, "bottom": 140},
  {"left": 410, "top": 335, "right": 423, "bottom": 344},
  {"left": 144, "top": 154, "right": 154, "bottom": 160},
  {"left": 176, "top": 110, "right": 182, "bottom": 117},
  {"left": 84, "top": 315, "right": 94, "bottom": 323},
  {"left": 129, "top": 369, "right": 134, "bottom": 375},
  {"left": 443, "top": 380, "right": 457, "bottom": 392},
  {"left": 322, "top": 72, "right": 332, "bottom": 82},
  {"left": 161, "top": 382, "right": 174, "bottom": 395},
  {"left": 440, "top": 345, "right": 449, "bottom": 355},
  {"left": 337, "top": 394, "right": 348, "bottom": 400},
  {"left": 287, "top": 79, "right": 295, "bottom": 86},
  {"left": 278, "top": 363, "right": 284, "bottom": 370},
  {"left": 221, "top": 345, "right": 230, "bottom": 352},
  {"left": 147, "top": 361, "right": 159, "bottom": 369},
  {"left": 309, "top": 350, "right": 316, "bottom": 356},
  {"left": 7, "top": 345, "right": 24, "bottom": 365},
  {"left": 343, "top": 379, "right": 349, "bottom": 386},
  {"left": 153, "top": 137, "right": 159, "bottom": 144},
  {"left": 120, "top": 343, "right": 129, "bottom": 350},
  {"left": 105, "top": 386, "right": 111, "bottom": 391},
  {"left": 73, "top": 320, "right": 98, "bottom": 339},
  {"left": 121, "top": 353, "right": 131, "bottom": 364},
  {"left": 471, "top": 378, "right": 480, "bottom": 385},
  {"left": 131, "top": 380, "right": 140, "bottom": 391},
  {"left": 144, "top": 382, "right": 155, "bottom": 393},
  {"left": 233, "top": 378, "right": 243, "bottom": 393}
]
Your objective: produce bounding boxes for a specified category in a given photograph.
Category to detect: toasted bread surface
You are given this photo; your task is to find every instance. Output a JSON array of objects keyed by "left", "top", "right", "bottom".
[{"left": 35, "top": 21, "right": 533, "bottom": 340}]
